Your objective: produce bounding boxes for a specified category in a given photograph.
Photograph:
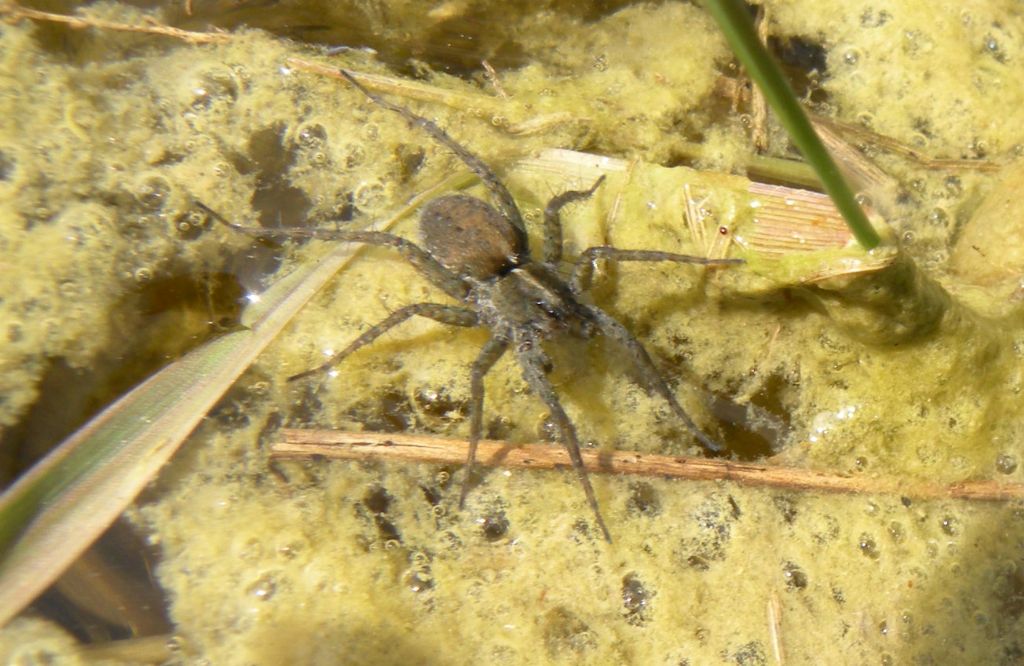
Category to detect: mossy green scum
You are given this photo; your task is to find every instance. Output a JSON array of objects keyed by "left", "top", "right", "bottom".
[{"left": 2, "top": 1, "right": 1024, "bottom": 664}]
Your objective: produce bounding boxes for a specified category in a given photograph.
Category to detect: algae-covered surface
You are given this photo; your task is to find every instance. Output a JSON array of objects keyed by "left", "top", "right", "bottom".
[{"left": 4, "top": 1, "right": 1024, "bottom": 664}]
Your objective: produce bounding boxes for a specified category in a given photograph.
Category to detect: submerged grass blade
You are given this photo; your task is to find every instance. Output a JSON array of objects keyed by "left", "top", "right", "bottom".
[
  {"left": 0, "top": 245, "right": 354, "bottom": 627},
  {"left": 701, "top": 0, "right": 882, "bottom": 250}
]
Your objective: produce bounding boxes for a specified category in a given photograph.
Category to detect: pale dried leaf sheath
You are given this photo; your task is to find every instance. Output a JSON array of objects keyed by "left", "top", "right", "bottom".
[{"left": 744, "top": 182, "right": 852, "bottom": 255}]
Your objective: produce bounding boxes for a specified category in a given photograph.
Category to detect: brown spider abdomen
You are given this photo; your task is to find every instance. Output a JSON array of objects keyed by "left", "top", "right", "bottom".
[{"left": 420, "top": 194, "right": 523, "bottom": 280}]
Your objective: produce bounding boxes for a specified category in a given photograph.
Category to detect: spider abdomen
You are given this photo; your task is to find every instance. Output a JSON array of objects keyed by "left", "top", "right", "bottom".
[{"left": 420, "top": 194, "right": 525, "bottom": 280}]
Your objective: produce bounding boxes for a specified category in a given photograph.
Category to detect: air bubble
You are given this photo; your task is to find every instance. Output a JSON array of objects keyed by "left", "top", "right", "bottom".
[
  {"left": 297, "top": 123, "right": 327, "bottom": 148},
  {"left": 406, "top": 569, "right": 434, "bottom": 593},
  {"left": 842, "top": 48, "right": 861, "bottom": 65},
  {"left": 246, "top": 573, "right": 277, "bottom": 601},
  {"left": 996, "top": 453, "right": 1018, "bottom": 474},
  {"left": 134, "top": 267, "right": 153, "bottom": 282},
  {"left": 137, "top": 176, "right": 171, "bottom": 211},
  {"left": 940, "top": 515, "right": 959, "bottom": 536},
  {"left": 344, "top": 144, "right": 366, "bottom": 168},
  {"left": 782, "top": 561, "right": 808, "bottom": 590},
  {"left": 189, "top": 70, "right": 239, "bottom": 111},
  {"left": 621, "top": 573, "right": 649, "bottom": 625},
  {"left": 927, "top": 208, "right": 948, "bottom": 227},
  {"left": 360, "top": 123, "right": 380, "bottom": 141},
  {"left": 858, "top": 534, "right": 879, "bottom": 559},
  {"left": 354, "top": 181, "right": 386, "bottom": 211},
  {"left": 481, "top": 510, "right": 509, "bottom": 541},
  {"left": 277, "top": 542, "right": 301, "bottom": 559}
]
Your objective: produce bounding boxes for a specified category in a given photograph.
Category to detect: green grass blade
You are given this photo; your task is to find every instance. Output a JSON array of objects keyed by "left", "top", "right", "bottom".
[{"left": 701, "top": 0, "right": 882, "bottom": 249}]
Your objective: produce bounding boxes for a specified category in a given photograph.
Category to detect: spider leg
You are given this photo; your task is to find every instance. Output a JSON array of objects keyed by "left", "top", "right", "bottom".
[
  {"left": 288, "top": 303, "right": 478, "bottom": 382},
  {"left": 585, "top": 306, "right": 724, "bottom": 454},
  {"left": 196, "top": 201, "right": 468, "bottom": 300},
  {"left": 337, "top": 69, "right": 529, "bottom": 253},
  {"left": 516, "top": 341, "right": 612, "bottom": 542},
  {"left": 458, "top": 337, "right": 510, "bottom": 509},
  {"left": 570, "top": 247, "right": 743, "bottom": 296},
  {"left": 541, "top": 175, "right": 606, "bottom": 264}
]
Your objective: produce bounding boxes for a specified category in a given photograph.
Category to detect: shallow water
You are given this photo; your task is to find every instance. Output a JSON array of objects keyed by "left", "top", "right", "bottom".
[{"left": 3, "top": 1, "right": 1024, "bottom": 664}]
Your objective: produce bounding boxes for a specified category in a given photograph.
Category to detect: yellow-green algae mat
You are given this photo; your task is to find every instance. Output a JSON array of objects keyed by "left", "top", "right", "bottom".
[{"left": 2, "top": 2, "right": 1024, "bottom": 665}]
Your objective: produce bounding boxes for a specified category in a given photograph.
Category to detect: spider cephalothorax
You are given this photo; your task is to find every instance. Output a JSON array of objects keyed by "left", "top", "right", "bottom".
[{"left": 200, "top": 69, "right": 742, "bottom": 541}]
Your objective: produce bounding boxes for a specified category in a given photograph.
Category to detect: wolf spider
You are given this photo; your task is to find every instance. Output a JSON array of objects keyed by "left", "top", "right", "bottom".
[{"left": 199, "top": 69, "right": 742, "bottom": 541}]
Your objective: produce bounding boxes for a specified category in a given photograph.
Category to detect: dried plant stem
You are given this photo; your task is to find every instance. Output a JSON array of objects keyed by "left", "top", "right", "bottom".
[
  {"left": 286, "top": 58, "right": 499, "bottom": 114},
  {"left": 767, "top": 593, "right": 785, "bottom": 665},
  {"left": 0, "top": 2, "right": 231, "bottom": 44},
  {"left": 273, "top": 430, "right": 1024, "bottom": 502}
]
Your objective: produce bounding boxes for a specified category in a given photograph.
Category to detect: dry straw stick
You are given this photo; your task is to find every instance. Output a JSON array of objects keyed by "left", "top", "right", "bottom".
[
  {"left": 0, "top": 2, "right": 231, "bottom": 43},
  {"left": 273, "top": 430, "right": 1024, "bottom": 502}
]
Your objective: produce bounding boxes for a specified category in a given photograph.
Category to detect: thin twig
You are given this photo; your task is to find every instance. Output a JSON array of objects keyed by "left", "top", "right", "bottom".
[
  {"left": 481, "top": 59, "right": 509, "bottom": 99},
  {"left": 272, "top": 429, "right": 1024, "bottom": 502},
  {"left": 285, "top": 58, "right": 498, "bottom": 114},
  {"left": 0, "top": 2, "right": 231, "bottom": 44},
  {"left": 767, "top": 592, "right": 785, "bottom": 665},
  {"left": 750, "top": 4, "right": 769, "bottom": 152}
]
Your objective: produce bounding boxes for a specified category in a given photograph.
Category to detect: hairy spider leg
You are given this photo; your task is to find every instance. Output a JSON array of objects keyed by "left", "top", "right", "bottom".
[
  {"left": 289, "top": 303, "right": 478, "bottom": 381},
  {"left": 584, "top": 306, "right": 723, "bottom": 454},
  {"left": 338, "top": 69, "right": 529, "bottom": 259},
  {"left": 541, "top": 175, "right": 607, "bottom": 264},
  {"left": 570, "top": 247, "right": 745, "bottom": 296},
  {"left": 567, "top": 247, "right": 743, "bottom": 453},
  {"left": 459, "top": 337, "right": 510, "bottom": 509},
  {"left": 515, "top": 341, "right": 613, "bottom": 542},
  {"left": 197, "top": 202, "right": 479, "bottom": 380},
  {"left": 195, "top": 201, "right": 469, "bottom": 301}
]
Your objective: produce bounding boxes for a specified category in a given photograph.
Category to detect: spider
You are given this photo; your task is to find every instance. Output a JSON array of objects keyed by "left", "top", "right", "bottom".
[{"left": 199, "top": 69, "right": 743, "bottom": 541}]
